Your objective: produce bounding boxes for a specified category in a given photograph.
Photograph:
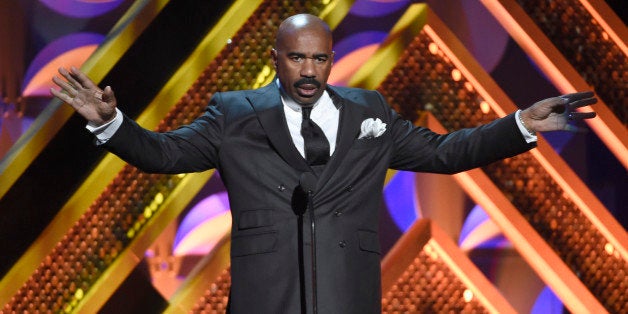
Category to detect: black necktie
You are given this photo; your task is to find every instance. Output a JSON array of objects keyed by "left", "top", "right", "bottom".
[{"left": 301, "top": 106, "right": 329, "bottom": 166}]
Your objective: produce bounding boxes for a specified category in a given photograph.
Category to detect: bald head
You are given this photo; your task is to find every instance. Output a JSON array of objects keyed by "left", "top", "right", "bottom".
[{"left": 275, "top": 14, "right": 332, "bottom": 51}]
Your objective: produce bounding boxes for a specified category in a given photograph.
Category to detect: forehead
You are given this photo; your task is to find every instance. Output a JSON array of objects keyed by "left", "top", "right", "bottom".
[{"left": 276, "top": 27, "right": 332, "bottom": 53}]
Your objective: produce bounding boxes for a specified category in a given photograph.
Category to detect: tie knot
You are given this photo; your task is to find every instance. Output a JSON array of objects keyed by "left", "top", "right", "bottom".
[{"left": 301, "top": 106, "right": 313, "bottom": 120}]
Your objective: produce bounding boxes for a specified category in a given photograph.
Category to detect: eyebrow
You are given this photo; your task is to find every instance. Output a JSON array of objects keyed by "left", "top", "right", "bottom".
[{"left": 286, "top": 52, "right": 330, "bottom": 59}]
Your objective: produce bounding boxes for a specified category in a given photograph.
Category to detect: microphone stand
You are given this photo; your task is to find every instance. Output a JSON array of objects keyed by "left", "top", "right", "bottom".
[
  {"left": 306, "top": 187, "right": 317, "bottom": 314},
  {"left": 300, "top": 172, "right": 318, "bottom": 314}
]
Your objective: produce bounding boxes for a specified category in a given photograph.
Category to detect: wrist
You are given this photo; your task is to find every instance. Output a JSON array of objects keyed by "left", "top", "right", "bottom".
[{"left": 518, "top": 110, "right": 536, "bottom": 135}]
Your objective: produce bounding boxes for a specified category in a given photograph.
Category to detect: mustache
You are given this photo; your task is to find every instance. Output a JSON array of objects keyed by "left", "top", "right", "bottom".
[{"left": 294, "top": 78, "right": 321, "bottom": 89}]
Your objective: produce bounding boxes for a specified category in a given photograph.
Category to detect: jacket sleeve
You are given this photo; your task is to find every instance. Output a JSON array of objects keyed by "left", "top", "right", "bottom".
[
  {"left": 388, "top": 108, "right": 536, "bottom": 174},
  {"left": 103, "top": 95, "right": 225, "bottom": 174}
]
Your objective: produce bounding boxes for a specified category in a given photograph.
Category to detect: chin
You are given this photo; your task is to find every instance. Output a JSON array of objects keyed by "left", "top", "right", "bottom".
[
  {"left": 297, "top": 94, "right": 322, "bottom": 105},
  {"left": 294, "top": 97, "right": 315, "bottom": 105}
]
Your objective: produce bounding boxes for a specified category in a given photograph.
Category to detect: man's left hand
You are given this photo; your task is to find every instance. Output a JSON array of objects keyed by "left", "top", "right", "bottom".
[{"left": 520, "top": 91, "right": 597, "bottom": 133}]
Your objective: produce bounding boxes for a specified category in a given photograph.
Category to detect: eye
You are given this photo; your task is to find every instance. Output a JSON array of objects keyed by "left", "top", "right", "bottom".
[
  {"left": 290, "top": 55, "right": 303, "bottom": 62},
  {"left": 315, "top": 56, "right": 328, "bottom": 63}
]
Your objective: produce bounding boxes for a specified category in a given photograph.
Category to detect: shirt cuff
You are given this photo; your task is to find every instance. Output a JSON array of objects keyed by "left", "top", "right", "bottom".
[
  {"left": 515, "top": 110, "right": 537, "bottom": 143},
  {"left": 85, "top": 108, "right": 123, "bottom": 145}
]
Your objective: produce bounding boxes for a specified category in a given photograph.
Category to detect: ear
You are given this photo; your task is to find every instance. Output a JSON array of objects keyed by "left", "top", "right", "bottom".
[{"left": 271, "top": 48, "right": 279, "bottom": 69}]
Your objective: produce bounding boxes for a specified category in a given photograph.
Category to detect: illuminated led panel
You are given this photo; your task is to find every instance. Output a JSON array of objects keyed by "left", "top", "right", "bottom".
[
  {"left": 0, "top": 0, "right": 170, "bottom": 200},
  {"left": 350, "top": 4, "right": 626, "bottom": 313},
  {"left": 164, "top": 236, "right": 231, "bottom": 314},
  {"left": 480, "top": 0, "right": 628, "bottom": 169},
  {"left": 0, "top": 0, "right": 353, "bottom": 312},
  {"left": 382, "top": 219, "right": 516, "bottom": 313}
]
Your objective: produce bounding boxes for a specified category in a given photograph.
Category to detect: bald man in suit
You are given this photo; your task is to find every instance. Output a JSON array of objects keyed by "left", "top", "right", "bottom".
[{"left": 52, "top": 14, "right": 596, "bottom": 314}]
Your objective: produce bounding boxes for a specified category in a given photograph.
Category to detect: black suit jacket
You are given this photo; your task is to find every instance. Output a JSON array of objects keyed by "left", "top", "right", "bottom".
[{"left": 104, "top": 83, "right": 534, "bottom": 313}]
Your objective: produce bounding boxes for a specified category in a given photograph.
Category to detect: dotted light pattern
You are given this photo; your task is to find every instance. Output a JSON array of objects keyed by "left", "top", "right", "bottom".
[
  {"left": 3, "top": 171, "right": 181, "bottom": 313},
  {"left": 382, "top": 243, "right": 488, "bottom": 313},
  {"left": 516, "top": 0, "right": 627, "bottom": 125},
  {"left": 376, "top": 29, "right": 627, "bottom": 313},
  {"left": 189, "top": 268, "right": 232, "bottom": 314},
  {"left": 2, "top": 0, "right": 333, "bottom": 312}
]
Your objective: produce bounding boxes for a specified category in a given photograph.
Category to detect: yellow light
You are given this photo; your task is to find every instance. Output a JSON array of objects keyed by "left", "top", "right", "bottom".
[
  {"left": 423, "top": 242, "right": 438, "bottom": 260},
  {"left": 604, "top": 243, "right": 615, "bottom": 255},
  {"left": 428, "top": 42, "right": 439, "bottom": 55},
  {"left": 143, "top": 206, "right": 152, "bottom": 219},
  {"left": 451, "top": 69, "right": 462, "bottom": 81},
  {"left": 155, "top": 192, "right": 164, "bottom": 204},
  {"left": 75, "top": 288, "right": 84, "bottom": 300},
  {"left": 480, "top": 101, "right": 490, "bottom": 114},
  {"left": 464, "top": 82, "right": 473, "bottom": 91},
  {"left": 127, "top": 229, "right": 135, "bottom": 239},
  {"left": 463, "top": 289, "right": 474, "bottom": 302}
]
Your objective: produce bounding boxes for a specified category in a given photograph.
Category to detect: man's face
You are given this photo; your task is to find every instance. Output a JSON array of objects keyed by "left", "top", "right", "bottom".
[{"left": 272, "top": 27, "right": 334, "bottom": 105}]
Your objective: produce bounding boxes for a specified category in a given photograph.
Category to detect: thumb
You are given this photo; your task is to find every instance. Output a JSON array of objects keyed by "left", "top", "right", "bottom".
[{"left": 102, "top": 86, "right": 115, "bottom": 103}]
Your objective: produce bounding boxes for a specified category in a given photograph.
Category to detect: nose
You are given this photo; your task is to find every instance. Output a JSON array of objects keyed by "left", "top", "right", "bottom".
[{"left": 300, "top": 58, "right": 316, "bottom": 77}]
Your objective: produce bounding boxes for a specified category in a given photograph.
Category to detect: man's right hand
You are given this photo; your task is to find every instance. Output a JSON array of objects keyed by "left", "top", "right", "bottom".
[{"left": 51, "top": 67, "right": 117, "bottom": 126}]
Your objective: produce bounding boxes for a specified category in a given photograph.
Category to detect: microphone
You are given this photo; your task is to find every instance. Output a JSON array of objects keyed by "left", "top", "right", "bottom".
[
  {"left": 299, "top": 172, "right": 317, "bottom": 195},
  {"left": 299, "top": 172, "right": 318, "bottom": 314}
]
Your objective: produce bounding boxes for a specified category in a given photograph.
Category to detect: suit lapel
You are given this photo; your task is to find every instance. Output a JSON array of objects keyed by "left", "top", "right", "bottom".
[
  {"left": 246, "top": 84, "right": 311, "bottom": 173},
  {"left": 316, "top": 87, "right": 366, "bottom": 189},
  {"left": 245, "top": 84, "right": 367, "bottom": 188}
]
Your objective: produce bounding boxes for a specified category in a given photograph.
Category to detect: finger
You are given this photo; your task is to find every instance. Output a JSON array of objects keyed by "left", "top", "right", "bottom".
[
  {"left": 50, "top": 87, "right": 73, "bottom": 103},
  {"left": 50, "top": 88, "right": 85, "bottom": 113},
  {"left": 568, "top": 96, "right": 597, "bottom": 110},
  {"left": 70, "top": 66, "right": 98, "bottom": 90},
  {"left": 58, "top": 67, "right": 82, "bottom": 90},
  {"left": 102, "top": 86, "right": 115, "bottom": 103},
  {"left": 568, "top": 111, "right": 596, "bottom": 120},
  {"left": 560, "top": 91, "right": 595, "bottom": 102},
  {"left": 52, "top": 75, "right": 78, "bottom": 97}
]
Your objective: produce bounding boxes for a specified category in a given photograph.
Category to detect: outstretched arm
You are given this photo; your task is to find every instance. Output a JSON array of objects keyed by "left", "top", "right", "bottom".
[
  {"left": 50, "top": 67, "right": 117, "bottom": 126},
  {"left": 520, "top": 91, "right": 597, "bottom": 134}
]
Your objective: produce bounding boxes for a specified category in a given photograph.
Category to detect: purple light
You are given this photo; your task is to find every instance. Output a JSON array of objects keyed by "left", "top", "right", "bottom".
[
  {"left": 174, "top": 192, "right": 230, "bottom": 249},
  {"left": 531, "top": 286, "right": 564, "bottom": 313},
  {"left": 349, "top": 0, "right": 411, "bottom": 17},
  {"left": 333, "top": 31, "right": 388, "bottom": 60},
  {"left": 23, "top": 32, "right": 104, "bottom": 89},
  {"left": 384, "top": 171, "right": 419, "bottom": 232},
  {"left": 40, "top": 0, "right": 124, "bottom": 18},
  {"left": 459, "top": 205, "right": 490, "bottom": 245}
]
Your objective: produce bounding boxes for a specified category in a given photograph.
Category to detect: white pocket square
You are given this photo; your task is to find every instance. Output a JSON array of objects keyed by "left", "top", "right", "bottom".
[{"left": 358, "top": 118, "right": 387, "bottom": 139}]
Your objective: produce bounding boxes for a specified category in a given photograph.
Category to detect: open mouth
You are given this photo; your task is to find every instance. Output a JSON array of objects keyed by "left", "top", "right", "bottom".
[
  {"left": 294, "top": 78, "right": 321, "bottom": 98},
  {"left": 297, "top": 84, "right": 318, "bottom": 97}
]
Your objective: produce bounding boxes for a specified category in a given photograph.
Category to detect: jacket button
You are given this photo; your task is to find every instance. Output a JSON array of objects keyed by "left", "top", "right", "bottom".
[
  {"left": 334, "top": 210, "right": 342, "bottom": 217},
  {"left": 338, "top": 240, "right": 347, "bottom": 248},
  {"left": 345, "top": 185, "right": 353, "bottom": 192},
  {"left": 277, "top": 184, "right": 286, "bottom": 191}
]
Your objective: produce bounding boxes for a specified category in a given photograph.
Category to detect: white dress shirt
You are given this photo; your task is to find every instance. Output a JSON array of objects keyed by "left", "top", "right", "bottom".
[{"left": 278, "top": 80, "right": 339, "bottom": 158}]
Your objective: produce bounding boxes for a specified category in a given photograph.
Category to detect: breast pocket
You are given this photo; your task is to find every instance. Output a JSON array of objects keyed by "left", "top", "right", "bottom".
[
  {"left": 232, "top": 209, "right": 277, "bottom": 257},
  {"left": 357, "top": 229, "right": 381, "bottom": 255}
]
